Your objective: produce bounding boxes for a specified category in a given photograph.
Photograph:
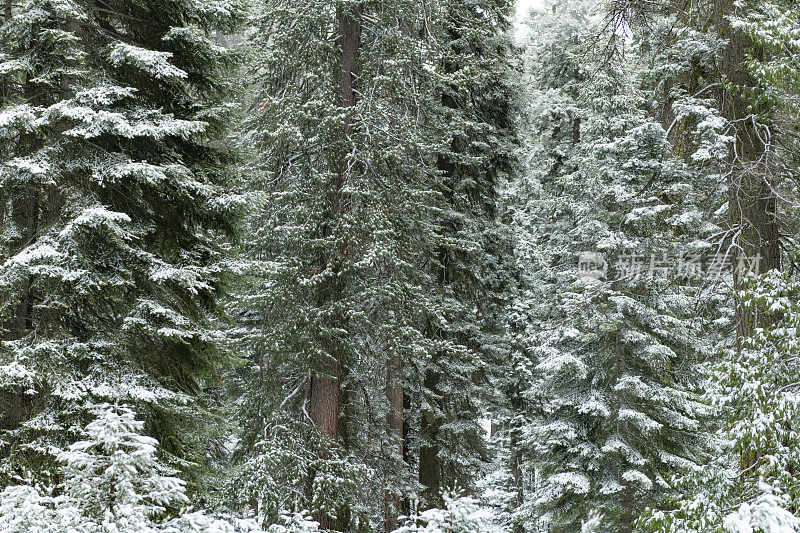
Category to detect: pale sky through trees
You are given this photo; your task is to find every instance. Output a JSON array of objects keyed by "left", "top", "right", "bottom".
[{"left": 515, "top": 0, "right": 546, "bottom": 41}]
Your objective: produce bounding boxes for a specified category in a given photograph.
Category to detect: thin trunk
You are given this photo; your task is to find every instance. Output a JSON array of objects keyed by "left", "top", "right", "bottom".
[
  {"left": 509, "top": 432, "right": 524, "bottom": 533},
  {"left": 615, "top": 330, "right": 634, "bottom": 533},
  {"left": 6, "top": 83, "right": 41, "bottom": 340},
  {"left": 385, "top": 353, "right": 404, "bottom": 532},
  {"left": 572, "top": 116, "right": 581, "bottom": 146},
  {"left": 8, "top": 192, "right": 37, "bottom": 339}
]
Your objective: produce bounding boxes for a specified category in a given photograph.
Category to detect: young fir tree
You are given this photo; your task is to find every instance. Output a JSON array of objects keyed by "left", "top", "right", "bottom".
[
  {"left": 391, "top": 493, "right": 495, "bottom": 533},
  {"left": 0, "top": 404, "right": 270, "bottom": 532},
  {"left": 507, "top": 2, "right": 711, "bottom": 530},
  {"left": 0, "top": 0, "right": 242, "bottom": 491}
]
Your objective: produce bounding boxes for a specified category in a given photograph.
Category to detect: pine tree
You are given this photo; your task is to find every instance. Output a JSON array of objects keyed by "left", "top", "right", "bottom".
[{"left": 0, "top": 0, "right": 243, "bottom": 490}]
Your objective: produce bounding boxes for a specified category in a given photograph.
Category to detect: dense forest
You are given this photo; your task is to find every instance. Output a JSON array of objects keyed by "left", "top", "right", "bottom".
[{"left": 1, "top": 0, "right": 799, "bottom": 531}]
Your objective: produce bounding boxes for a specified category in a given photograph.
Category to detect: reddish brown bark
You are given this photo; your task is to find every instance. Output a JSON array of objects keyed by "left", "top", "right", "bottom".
[
  {"left": 509, "top": 433, "right": 524, "bottom": 533},
  {"left": 309, "top": 354, "right": 341, "bottom": 442},
  {"left": 308, "top": 4, "right": 362, "bottom": 530}
]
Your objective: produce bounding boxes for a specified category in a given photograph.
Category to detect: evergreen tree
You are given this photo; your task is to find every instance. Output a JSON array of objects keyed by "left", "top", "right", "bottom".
[
  {"left": 230, "top": 0, "right": 445, "bottom": 529},
  {"left": 0, "top": 0, "right": 242, "bottom": 491},
  {"left": 0, "top": 404, "right": 267, "bottom": 532},
  {"left": 507, "top": 3, "right": 710, "bottom": 530},
  {"left": 417, "top": 0, "right": 518, "bottom": 509},
  {"left": 230, "top": 0, "right": 518, "bottom": 529}
]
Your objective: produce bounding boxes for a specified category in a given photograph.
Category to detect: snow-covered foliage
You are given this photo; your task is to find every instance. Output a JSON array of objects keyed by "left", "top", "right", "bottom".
[
  {"left": 649, "top": 271, "right": 800, "bottom": 533},
  {"left": 731, "top": 1, "right": 800, "bottom": 119},
  {"left": 0, "top": 405, "right": 266, "bottom": 533},
  {"left": 723, "top": 488, "right": 800, "bottom": 533},
  {"left": 581, "top": 511, "right": 604, "bottom": 533},
  {"left": 265, "top": 513, "right": 322, "bottom": 533},
  {"left": 502, "top": 1, "right": 716, "bottom": 530},
  {"left": 391, "top": 495, "right": 494, "bottom": 533},
  {"left": 0, "top": 0, "right": 243, "bottom": 502},
  {"left": 2, "top": 0, "right": 799, "bottom": 530}
]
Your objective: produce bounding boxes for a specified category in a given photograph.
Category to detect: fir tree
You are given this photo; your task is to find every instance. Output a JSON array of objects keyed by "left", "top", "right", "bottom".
[
  {"left": 508, "top": 2, "right": 711, "bottom": 530},
  {"left": 230, "top": 0, "right": 519, "bottom": 529},
  {"left": 0, "top": 404, "right": 268, "bottom": 532},
  {"left": 0, "top": 0, "right": 243, "bottom": 491},
  {"left": 230, "top": 0, "right": 446, "bottom": 528},
  {"left": 417, "top": 0, "right": 518, "bottom": 509}
]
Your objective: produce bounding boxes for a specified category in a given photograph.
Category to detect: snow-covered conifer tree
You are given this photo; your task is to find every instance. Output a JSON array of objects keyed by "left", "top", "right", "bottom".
[
  {"left": 506, "top": 2, "right": 712, "bottom": 530},
  {"left": 415, "top": 0, "right": 518, "bottom": 509},
  {"left": 230, "top": 0, "right": 518, "bottom": 529},
  {"left": 0, "top": 404, "right": 270, "bottom": 532},
  {"left": 230, "top": 0, "right": 448, "bottom": 528},
  {"left": 0, "top": 0, "right": 243, "bottom": 491}
]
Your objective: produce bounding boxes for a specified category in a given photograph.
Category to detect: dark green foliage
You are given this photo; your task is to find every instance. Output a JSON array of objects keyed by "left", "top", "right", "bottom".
[{"left": 0, "top": 0, "right": 243, "bottom": 491}]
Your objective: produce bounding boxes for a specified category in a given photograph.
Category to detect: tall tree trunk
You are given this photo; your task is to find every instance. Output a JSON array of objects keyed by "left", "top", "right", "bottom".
[
  {"left": 509, "top": 432, "right": 524, "bottom": 533},
  {"left": 712, "top": 0, "right": 781, "bottom": 494},
  {"left": 419, "top": 367, "right": 442, "bottom": 509},
  {"left": 309, "top": 4, "right": 362, "bottom": 529},
  {"left": 385, "top": 353, "right": 404, "bottom": 532},
  {"left": 418, "top": 53, "right": 459, "bottom": 510},
  {"left": 309, "top": 348, "right": 341, "bottom": 442},
  {"left": 714, "top": 1, "right": 780, "bottom": 338}
]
